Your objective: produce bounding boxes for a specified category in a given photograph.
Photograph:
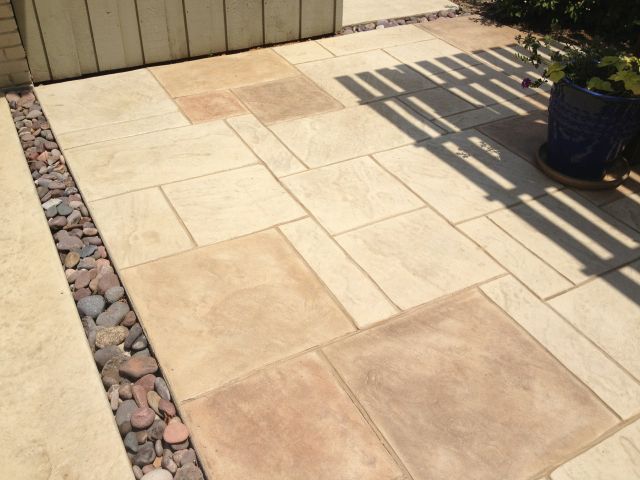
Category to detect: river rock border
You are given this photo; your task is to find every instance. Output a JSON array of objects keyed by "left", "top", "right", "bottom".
[
  {"left": 338, "top": 6, "right": 461, "bottom": 35},
  {"left": 7, "top": 89, "right": 205, "bottom": 480}
]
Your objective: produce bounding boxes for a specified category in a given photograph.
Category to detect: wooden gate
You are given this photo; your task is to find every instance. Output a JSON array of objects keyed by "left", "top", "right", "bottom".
[{"left": 11, "top": 0, "right": 342, "bottom": 83}]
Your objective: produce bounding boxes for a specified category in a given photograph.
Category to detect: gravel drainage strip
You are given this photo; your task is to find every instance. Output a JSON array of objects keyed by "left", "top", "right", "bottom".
[
  {"left": 338, "top": 6, "right": 461, "bottom": 35},
  {"left": 6, "top": 89, "right": 206, "bottom": 480}
]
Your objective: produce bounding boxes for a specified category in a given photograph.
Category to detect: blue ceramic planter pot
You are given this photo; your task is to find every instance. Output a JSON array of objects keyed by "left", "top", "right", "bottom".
[{"left": 547, "top": 81, "right": 640, "bottom": 179}]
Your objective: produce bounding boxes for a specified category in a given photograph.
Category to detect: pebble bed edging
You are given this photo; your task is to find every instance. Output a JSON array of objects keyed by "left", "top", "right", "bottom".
[
  {"left": 6, "top": 90, "right": 205, "bottom": 480},
  {"left": 338, "top": 6, "right": 461, "bottom": 34}
]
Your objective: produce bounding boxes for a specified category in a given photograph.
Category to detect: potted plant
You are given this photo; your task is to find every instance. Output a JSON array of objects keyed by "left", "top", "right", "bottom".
[{"left": 516, "top": 34, "right": 640, "bottom": 186}]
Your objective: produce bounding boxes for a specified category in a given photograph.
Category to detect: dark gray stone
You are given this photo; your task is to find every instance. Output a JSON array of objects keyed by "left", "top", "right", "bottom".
[{"left": 77, "top": 295, "right": 105, "bottom": 318}]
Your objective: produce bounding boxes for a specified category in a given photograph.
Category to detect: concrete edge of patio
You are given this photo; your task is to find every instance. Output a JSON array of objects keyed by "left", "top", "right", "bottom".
[{"left": 0, "top": 96, "right": 134, "bottom": 479}]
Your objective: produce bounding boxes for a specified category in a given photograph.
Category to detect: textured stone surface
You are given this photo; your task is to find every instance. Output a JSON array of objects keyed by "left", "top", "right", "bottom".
[
  {"left": 175, "top": 90, "right": 246, "bottom": 124},
  {"left": 385, "top": 39, "right": 481, "bottom": 77},
  {"left": 273, "top": 40, "right": 333, "bottom": 64},
  {"left": 318, "top": 25, "right": 434, "bottom": 56}
]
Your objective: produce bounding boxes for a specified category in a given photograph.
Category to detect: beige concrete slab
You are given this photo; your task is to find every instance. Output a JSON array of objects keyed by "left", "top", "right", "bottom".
[
  {"left": 385, "top": 39, "right": 482, "bottom": 77},
  {"left": 324, "top": 289, "right": 617, "bottom": 480},
  {"left": 319, "top": 25, "right": 434, "bottom": 56},
  {"left": 297, "top": 49, "right": 436, "bottom": 107},
  {"left": 336, "top": 209, "right": 504, "bottom": 309},
  {"left": 273, "top": 40, "right": 334, "bottom": 64},
  {"left": 163, "top": 165, "right": 306, "bottom": 245},
  {"left": 342, "top": 0, "right": 456, "bottom": 25},
  {"left": 375, "top": 130, "right": 558, "bottom": 223},
  {"left": 280, "top": 218, "right": 398, "bottom": 327},
  {"left": 233, "top": 76, "right": 343, "bottom": 124},
  {"left": 0, "top": 98, "right": 134, "bottom": 478},
  {"left": 227, "top": 114, "right": 307, "bottom": 176},
  {"left": 604, "top": 193, "right": 640, "bottom": 233},
  {"left": 151, "top": 49, "right": 299, "bottom": 97},
  {"left": 65, "top": 121, "right": 259, "bottom": 200},
  {"left": 549, "top": 260, "right": 640, "bottom": 380},
  {"left": 576, "top": 166, "right": 640, "bottom": 206},
  {"left": 37, "top": 69, "right": 179, "bottom": 134},
  {"left": 399, "top": 87, "right": 475, "bottom": 120},
  {"left": 482, "top": 276, "right": 640, "bottom": 419},
  {"left": 283, "top": 156, "right": 423, "bottom": 234},
  {"left": 182, "top": 353, "right": 402, "bottom": 479},
  {"left": 489, "top": 190, "right": 640, "bottom": 283},
  {"left": 460, "top": 217, "right": 572, "bottom": 298},
  {"left": 551, "top": 419, "right": 640, "bottom": 480},
  {"left": 89, "top": 187, "right": 193, "bottom": 269},
  {"left": 271, "top": 100, "right": 443, "bottom": 168},
  {"left": 175, "top": 90, "right": 247, "bottom": 123},
  {"left": 121, "top": 230, "right": 354, "bottom": 400}
]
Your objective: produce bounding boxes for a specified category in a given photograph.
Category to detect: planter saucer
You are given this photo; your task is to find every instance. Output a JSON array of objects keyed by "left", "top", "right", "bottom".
[{"left": 536, "top": 143, "right": 630, "bottom": 190}]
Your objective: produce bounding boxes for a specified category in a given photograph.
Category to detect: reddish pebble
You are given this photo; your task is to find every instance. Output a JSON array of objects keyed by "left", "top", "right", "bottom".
[
  {"left": 132, "top": 384, "right": 148, "bottom": 407},
  {"left": 122, "top": 311, "right": 137, "bottom": 327},
  {"left": 130, "top": 407, "right": 155, "bottom": 429},
  {"left": 142, "top": 465, "right": 155, "bottom": 474},
  {"left": 163, "top": 422, "right": 189, "bottom": 444},
  {"left": 158, "top": 399, "right": 176, "bottom": 417},
  {"left": 119, "top": 356, "right": 158, "bottom": 379},
  {"left": 135, "top": 374, "right": 157, "bottom": 391}
]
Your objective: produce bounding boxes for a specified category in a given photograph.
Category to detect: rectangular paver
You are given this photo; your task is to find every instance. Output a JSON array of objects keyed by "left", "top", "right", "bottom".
[
  {"left": 319, "top": 25, "right": 434, "bottom": 56},
  {"left": 273, "top": 40, "right": 334, "bottom": 64},
  {"left": 175, "top": 90, "right": 247, "bottom": 123}
]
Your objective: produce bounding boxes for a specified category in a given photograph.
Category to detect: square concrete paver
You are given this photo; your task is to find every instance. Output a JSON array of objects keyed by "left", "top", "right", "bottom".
[
  {"left": 233, "top": 76, "right": 342, "bottom": 124},
  {"left": 273, "top": 40, "right": 334, "bottom": 64},
  {"left": 323, "top": 289, "right": 618, "bottom": 480},
  {"left": 271, "top": 100, "right": 442, "bottom": 167},
  {"left": 604, "top": 193, "right": 640, "bottom": 233},
  {"left": 551, "top": 419, "right": 640, "bottom": 480},
  {"left": 175, "top": 90, "right": 246, "bottom": 123},
  {"left": 151, "top": 49, "right": 299, "bottom": 97},
  {"left": 375, "top": 130, "right": 557, "bottom": 223},
  {"left": 297, "top": 49, "right": 436, "bottom": 107},
  {"left": 549, "top": 260, "right": 640, "bottom": 380},
  {"left": 182, "top": 353, "right": 402, "bottom": 480},
  {"left": 37, "top": 69, "right": 179, "bottom": 134},
  {"left": 283, "top": 156, "right": 423, "bottom": 234},
  {"left": 336, "top": 209, "right": 504, "bottom": 309},
  {"left": 489, "top": 190, "right": 640, "bottom": 283},
  {"left": 399, "top": 87, "right": 475, "bottom": 120},
  {"left": 478, "top": 110, "right": 548, "bottom": 163},
  {"left": 342, "top": 0, "right": 455, "bottom": 26},
  {"left": 64, "top": 121, "right": 258, "bottom": 200},
  {"left": 163, "top": 165, "right": 305, "bottom": 246},
  {"left": 89, "top": 188, "right": 193, "bottom": 269},
  {"left": 121, "top": 230, "right": 354, "bottom": 400},
  {"left": 385, "top": 39, "right": 482, "bottom": 77},
  {"left": 318, "top": 25, "right": 434, "bottom": 56}
]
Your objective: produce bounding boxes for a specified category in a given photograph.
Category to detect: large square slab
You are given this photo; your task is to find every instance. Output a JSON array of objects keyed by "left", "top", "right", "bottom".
[
  {"left": 297, "top": 50, "right": 436, "bottom": 107},
  {"left": 489, "top": 190, "right": 640, "bottom": 283},
  {"left": 384, "top": 39, "right": 482, "bottom": 77},
  {"left": 64, "top": 121, "right": 258, "bottom": 200},
  {"left": 121, "top": 230, "right": 354, "bottom": 400},
  {"left": 603, "top": 193, "right": 640, "bottom": 232},
  {"left": 151, "top": 49, "right": 299, "bottom": 97},
  {"left": 233, "top": 76, "right": 342, "bottom": 124},
  {"left": 478, "top": 110, "right": 548, "bottom": 163},
  {"left": 163, "top": 165, "right": 305, "bottom": 245},
  {"left": 549, "top": 260, "right": 640, "bottom": 379},
  {"left": 89, "top": 188, "right": 193, "bottom": 269},
  {"left": 375, "top": 130, "right": 557, "bottom": 223},
  {"left": 37, "top": 69, "right": 179, "bottom": 134},
  {"left": 336, "top": 209, "right": 504, "bottom": 309},
  {"left": 271, "top": 100, "right": 442, "bottom": 168},
  {"left": 323, "top": 290, "right": 618, "bottom": 480},
  {"left": 399, "top": 87, "right": 475, "bottom": 120},
  {"left": 182, "top": 353, "right": 402, "bottom": 479},
  {"left": 283, "top": 156, "right": 423, "bottom": 234},
  {"left": 318, "top": 25, "right": 434, "bottom": 56}
]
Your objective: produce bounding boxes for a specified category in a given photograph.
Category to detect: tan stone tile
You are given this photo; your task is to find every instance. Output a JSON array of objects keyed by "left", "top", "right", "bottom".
[
  {"left": 319, "top": 25, "right": 434, "bottom": 56},
  {"left": 336, "top": 209, "right": 503, "bottom": 309},
  {"left": 182, "top": 353, "right": 401, "bottom": 480},
  {"left": 273, "top": 40, "right": 334, "bottom": 64},
  {"left": 163, "top": 165, "right": 305, "bottom": 245},
  {"left": 478, "top": 110, "right": 548, "bottom": 163},
  {"left": 64, "top": 121, "right": 258, "bottom": 200},
  {"left": 399, "top": 87, "right": 475, "bottom": 120},
  {"left": 419, "top": 15, "right": 523, "bottom": 53},
  {"left": 233, "top": 76, "right": 342, "bottom": 124},
  {"left": 551, "top": 420, "right": 640, "bottom": 480},
  {"left": 482, "top": 276, "right": 640, "bottom": 419},
  {"left": 375, "top": 130, "right": 557, "bottom": 223},
  {"left": 603, "top": 193, "right": 640, "bottom": 232},
  {"left": 284, "top": 156, "right": 423, "bottom": 234},
  {"left": 121, "top": 230, "right": 354, "bottom": 399},
  {"left": 89, "top": 188, "right": 193, "bottom": 269},
  {"left": 56, "top": 112, "right": 190, "bottom": 149},
  {"left": 323, "top": 290, "right": 618, "bottom": 480},
  {"left": 151, "top": 49, "right": 299, "bottom": 97},
  {"left": 280, "top": 218, "right": 398, "bottom": 327},
  {"left": 175, "top": 90, "right": 246, "bottom": 123},
  {"left": 343, "top": 0, "right": 455, "bottom": 25},
  {"left": 489, "top": 190, "right": 640, "bottom": 283},
  {"left": 297, "top": 49, "right": 436, "bottom": 107},
  {"left": 227, "top": 114, "right": 307, "bottom": 176},
  {"left": 385, "top": 39, "right": 482, "bottom": 76},
  {"left": 460, "top": 217, "right": 572, "bottom": 298},
  {"left": 271, "top": 100, "right": 443, "bottom": 168},
  {"left": 576, "top": 166, "right": 640, "bottom": 206},
  {"left": 37, "top": 69, "right": 178, "bottom": 134},
  {"left": 549, "top": 260, "right": 640, "bottom": 380}
]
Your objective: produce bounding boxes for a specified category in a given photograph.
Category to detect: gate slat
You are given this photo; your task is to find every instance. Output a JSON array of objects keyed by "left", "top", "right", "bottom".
[
  {"left": 225, "top": 0, "right": 263, "bottom": 51},
  {"left": 67, "top": 0, "right": 98, "bottom": 75},
  {"left": 11, "top": 0, "right": 50, "bottom": 82},
  {"left": 264, "top": 0, "right": 299, "bottom": 45},
  {"left": 301, "top": 0, "right": 334, "bottom": 38},
  {"left": 184, "top": 0, "right": 226, "bottom": 56},
  {"left": 137, "top": 0, "right": 188, "bottom": 64}
]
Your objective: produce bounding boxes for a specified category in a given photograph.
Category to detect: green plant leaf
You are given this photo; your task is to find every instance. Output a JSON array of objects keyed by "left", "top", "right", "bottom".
[
  {"left": 587, "top": 77, "right": 614, "bottom": 92},
  {"left": 609, "top": 71, "right": 640, "bottom": 95},
  {"left": 598, "top": 56, "right": 621, "bottom": 67},
  {"left": 547, "top": 62, "right": 565, "bottom": 73},
  {"left": 548, "top": 70, "right": 566, "bottom": 82}
]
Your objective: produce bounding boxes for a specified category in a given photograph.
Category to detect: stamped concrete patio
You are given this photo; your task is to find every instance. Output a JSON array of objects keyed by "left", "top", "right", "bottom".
[{"left": 30, "top": 16, "right": 640, "bottom": 480}]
